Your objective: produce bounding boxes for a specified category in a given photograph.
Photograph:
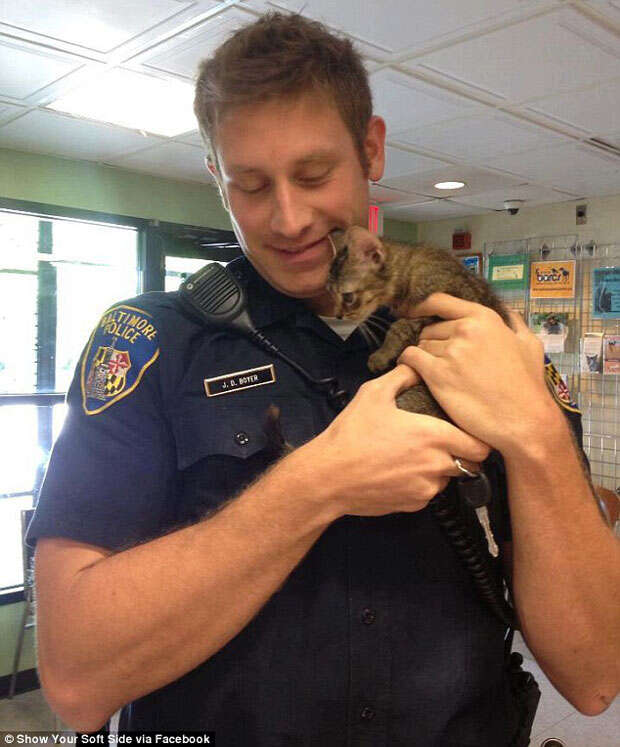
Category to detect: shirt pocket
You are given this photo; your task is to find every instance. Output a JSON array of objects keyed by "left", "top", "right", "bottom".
[{"left": 169, "top": 395, "right": 318, "bottom": 523}]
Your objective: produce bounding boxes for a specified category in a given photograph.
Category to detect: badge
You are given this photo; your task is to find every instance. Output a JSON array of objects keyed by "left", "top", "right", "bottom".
[
  {"left": 81, "top": 304, "right": 160, "bottom": 415},
  {"left": 204, "top": 364, "right": 276, "bottom": 397},
  {"left": 544, "top": 358, "right": 580, "bottom": 414}
]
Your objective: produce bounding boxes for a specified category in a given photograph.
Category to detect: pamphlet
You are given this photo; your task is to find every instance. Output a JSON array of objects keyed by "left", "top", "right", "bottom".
[
  {"left": 529, "top": 312, "right": 569, "bottom": 353},
  {"left": 458, "top": 253, "right": 482, "bottom": 275},
  {"left": 580, "top": 332, "right": 604, "bottom": 373},
  {"left": 603, "top": 335, "right": 620, "bottom": 374}
]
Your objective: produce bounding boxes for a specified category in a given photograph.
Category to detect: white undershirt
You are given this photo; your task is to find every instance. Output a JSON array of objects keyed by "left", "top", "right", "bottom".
[{"left": 319, "top": 315, "right": 359, "bottom": 341}]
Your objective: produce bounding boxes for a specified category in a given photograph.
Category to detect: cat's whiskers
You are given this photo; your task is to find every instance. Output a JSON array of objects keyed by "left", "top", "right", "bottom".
[
  {"left": 364, "top": 314, "right": 391, "bottom": 336},
  {"left": 327, "top": 233, "right": 337, "bottom": 259}
]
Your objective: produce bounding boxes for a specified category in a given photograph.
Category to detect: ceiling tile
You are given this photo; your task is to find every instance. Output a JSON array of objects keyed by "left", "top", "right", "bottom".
[
  {"left": 524, "top": 78, "right": 620, "bottom": 137},
  {"left": 364, "top": 59, "right": 382, "bottom": 74},
  {"left": 269, "top": 0, "right": 522, "bottom": 54},
  {"left": 0, "top": 40, "right": 83, "bottom": 100},
  {"left": 0, "top": 0, "right": 207, "bottom": 55},
  {"left": 393, "top": 111, "right": 566, "bottom": 161},
  {"left": 0, "top": 109, "right": 162, "bottom": 159},
  {"left": 383, "top": 145, "right": 451, "bottom": 180},
  {"left": 0, "top": 101, "right": 27, "bottom": 122},
  {"left": 603, "top": 131, "right": 620, "bottom": 149},
  {"left": 141, "top": 7, "right": 252, "bottom": 79},
  {"left": 385, "top": 199, "right": 494, "bottom": 221},
  {"left": 383, "top": 165, "right": 523, "bottom": 197},
  {"left": 454, "top": 184, "right": 578, "bottom": 210},
  {"left": 370, "top": 184, "right": 428, "bottom": 205},
  {"left": 588, "top": 1, "right": 620, "bottom": 23},
  {"left": 412, "top": 8, "right": 620, "bottom": 103},
  {"left": 371, "top": 69, "right": 486, "bottom": 135},
  {"left": 176, "top": 130, "right": 203, "bottom": 146},
  {"left": 560, "top": 171, "right": 620, "bottom": 198},
  {"left": 106, "top": 141, "right": 214, "bottom": 183},
  {"left": 483, "top": 142, "right": 620, "bottom": 195}
]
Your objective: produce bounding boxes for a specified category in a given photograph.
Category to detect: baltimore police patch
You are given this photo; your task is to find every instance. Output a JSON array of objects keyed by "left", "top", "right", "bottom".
[
  {"left": 81, "top": 304, "right": 160, "bottom": 415},
  {"left": 544, "top": 356, "right": 580, "bottom": 414}
]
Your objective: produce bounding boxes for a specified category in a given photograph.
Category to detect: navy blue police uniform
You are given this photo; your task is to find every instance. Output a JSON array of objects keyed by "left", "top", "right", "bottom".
[{"left": 27, "top": 256, "right": 585, "bottom": 747}]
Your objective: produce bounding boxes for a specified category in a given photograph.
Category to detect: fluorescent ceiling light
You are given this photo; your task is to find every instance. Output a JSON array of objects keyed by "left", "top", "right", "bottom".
[
  {"left": 47, "top": 68, "right": 197, "bottom": 137},
  {"left": 434, "top": 181, "right": 466, "bottom": 190}
]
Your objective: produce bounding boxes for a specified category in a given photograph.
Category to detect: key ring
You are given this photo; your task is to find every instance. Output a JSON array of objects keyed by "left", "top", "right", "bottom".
[{"left": 453, "top": 457, "right": 480, "bottom": 479}]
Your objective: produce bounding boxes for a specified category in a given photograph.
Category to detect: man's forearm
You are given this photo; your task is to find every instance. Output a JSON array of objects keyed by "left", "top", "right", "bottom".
[
  {"left": 504, "top": 413, "right": 620, "bottom": 715},
  {"left": 36, "top": 450, "right": 336, "bottom": 732}
]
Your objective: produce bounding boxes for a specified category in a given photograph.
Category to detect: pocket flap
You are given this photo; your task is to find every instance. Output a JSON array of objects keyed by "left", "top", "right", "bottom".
[{"left": 171, "top": 397, "right": 316, "bottom": 471}]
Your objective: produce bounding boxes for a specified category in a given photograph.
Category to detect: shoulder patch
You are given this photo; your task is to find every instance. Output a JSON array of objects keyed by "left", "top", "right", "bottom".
[
  {"left": 544, "top": 358, "right": 580, "bottom": 414},
  {"left": 81, "top": 304, "right": 160, "bottom": 415}
]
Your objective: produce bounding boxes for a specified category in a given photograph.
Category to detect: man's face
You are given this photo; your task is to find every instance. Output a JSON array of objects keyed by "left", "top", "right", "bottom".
[{"left": 211, "top": 91, "right": 385, "bottom": 315}]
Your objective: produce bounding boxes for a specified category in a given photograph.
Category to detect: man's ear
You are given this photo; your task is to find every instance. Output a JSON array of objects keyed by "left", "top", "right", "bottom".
[
  {"left": 348, "top": 226, "right": 385, "bottom": 268},
  {"left": 364, "top": 116, "right": 386, "bottom": 182},
  {"left": 205, "top": 156, "right": 230, "bottom": 212}
]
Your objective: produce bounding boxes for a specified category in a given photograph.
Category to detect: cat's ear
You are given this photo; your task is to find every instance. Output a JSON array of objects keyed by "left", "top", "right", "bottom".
[{"left": 349, "top": 227, "right": 385, "bottom": 269}]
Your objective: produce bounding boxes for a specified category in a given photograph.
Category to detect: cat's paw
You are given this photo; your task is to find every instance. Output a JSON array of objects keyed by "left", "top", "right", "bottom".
[{"left": 367, "top": 350, "right": 392, "bottom": 373}]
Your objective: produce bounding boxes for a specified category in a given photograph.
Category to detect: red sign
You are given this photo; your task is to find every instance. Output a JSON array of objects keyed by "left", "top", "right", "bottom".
[{"left": 368, "top": 204, "right": 381, "bottom": 234}]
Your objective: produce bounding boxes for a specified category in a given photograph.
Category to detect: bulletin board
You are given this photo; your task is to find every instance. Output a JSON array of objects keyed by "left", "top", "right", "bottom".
[{"left": 484, "top": 234, "right": 620, "bottom": 495}]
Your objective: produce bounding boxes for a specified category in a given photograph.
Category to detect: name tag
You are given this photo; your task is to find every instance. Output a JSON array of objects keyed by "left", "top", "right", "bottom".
[{"left": 204, "top": 364, "right": 276, "bottom": 397}]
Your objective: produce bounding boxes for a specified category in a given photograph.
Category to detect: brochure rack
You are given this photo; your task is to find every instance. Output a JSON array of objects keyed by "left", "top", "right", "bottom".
[{"left": 484, "top": 236, "right": 620, "bottom": 496}]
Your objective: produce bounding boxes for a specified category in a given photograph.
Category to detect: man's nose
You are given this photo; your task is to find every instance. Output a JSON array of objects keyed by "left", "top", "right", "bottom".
[{"left": 269, "top": 182, "right": 312, "bottom": 238}]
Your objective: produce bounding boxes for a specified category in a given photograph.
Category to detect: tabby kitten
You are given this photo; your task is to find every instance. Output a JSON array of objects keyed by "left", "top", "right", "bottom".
[{"left": 327, "top": 226, "right": 511, "bottom": 419}]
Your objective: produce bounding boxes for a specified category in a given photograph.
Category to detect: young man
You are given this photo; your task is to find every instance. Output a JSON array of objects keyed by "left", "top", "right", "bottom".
[{"left": 29, "top": 12, "right": 618, "bottom": 745}]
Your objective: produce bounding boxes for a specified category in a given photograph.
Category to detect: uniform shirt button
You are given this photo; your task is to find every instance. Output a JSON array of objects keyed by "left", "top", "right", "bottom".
[
  {"left": 361, "top": 608, "right": 376, "bottom": 625},
  {"left": 234, "top": 431, "right": 250, "bottom": 446},
  {"left": 360, "top": 706, "right": 376, "bottom": 721}
]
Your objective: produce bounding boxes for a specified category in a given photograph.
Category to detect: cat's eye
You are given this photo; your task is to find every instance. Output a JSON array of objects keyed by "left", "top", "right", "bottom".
[{"left": 342, "top": 293, "right": 355, "bottom": 305}]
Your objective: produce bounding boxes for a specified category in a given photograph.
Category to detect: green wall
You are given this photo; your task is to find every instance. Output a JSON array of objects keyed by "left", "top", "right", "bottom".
[
  {"left": 0, "top": 147, "right": 417, "bottom": 242},
  {"left": 0, "top": 602, "right": 36, "bottom": 679},
  {"left": 0, "top": 146, "right": 415, "bottom": 681},
  {"left": 384, "top": 216, "right": 418, "bottom": 242},
  {"left": 0, "top": 147, "right": 231, "bottom": 228}
]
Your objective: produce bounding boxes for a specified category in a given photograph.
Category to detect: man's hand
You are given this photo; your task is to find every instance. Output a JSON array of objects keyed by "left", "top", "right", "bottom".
[
  {"left": 293, "top": 363, "right": 490, "bottom": 519},
  {"left": 396, "top": 293, "right": 564, "bottom": 452}
]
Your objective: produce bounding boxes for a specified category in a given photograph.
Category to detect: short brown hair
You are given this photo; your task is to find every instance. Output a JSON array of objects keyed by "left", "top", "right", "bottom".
[{"left": 194, "top": 12, "right": 373, "bottom": 173}]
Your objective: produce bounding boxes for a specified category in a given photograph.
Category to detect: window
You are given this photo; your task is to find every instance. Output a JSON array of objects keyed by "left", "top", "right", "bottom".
[
  {"left": 0, "top": 204, "right": 239, "bottom": 597},
  {"left": 164, "top": 255, "right": 216, "bottom": 292},
  {"left": 0, "top": 209, "right": 139, "bottom": 592}
]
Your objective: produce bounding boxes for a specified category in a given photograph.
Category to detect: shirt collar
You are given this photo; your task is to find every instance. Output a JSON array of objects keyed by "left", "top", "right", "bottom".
[
  {"left": 228, "top": 256, "right": 305, "bottom": 329},
  {"left": 228, "top": 256, "right": 393, "bottom": 351}
]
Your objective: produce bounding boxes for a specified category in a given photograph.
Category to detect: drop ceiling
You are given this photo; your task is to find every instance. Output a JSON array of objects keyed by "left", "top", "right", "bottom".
[{"left": 1, "top": 0, "right": 619, "bottom": 222}]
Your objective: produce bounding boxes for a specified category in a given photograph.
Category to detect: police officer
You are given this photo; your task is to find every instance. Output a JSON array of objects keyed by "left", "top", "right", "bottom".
[{"left": 29, "top": 12, "right": 619, "bottom": 745}]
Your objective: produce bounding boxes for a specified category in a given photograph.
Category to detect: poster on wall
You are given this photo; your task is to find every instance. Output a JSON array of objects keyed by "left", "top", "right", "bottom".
[
  {"left": 529, "top": 312, "right": 569, "bottom": 353},
  {"left": 603, "top": 335, "right": 620, "bottom": 374},
  {"left": 487, "top": 254, "right": 528, "bottom": 289},
  {"left": 593, "top": 266, "right": 620, "bottom": 319},
  {"left": 530, "top": 260, "right": 576, "bottom": 299},
  {"left": 457, "top": 253, "right": 482, "bottom": 275}
]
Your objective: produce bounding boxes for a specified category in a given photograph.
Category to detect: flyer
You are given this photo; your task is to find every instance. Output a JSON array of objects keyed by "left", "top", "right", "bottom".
[
  {"left": 530, "top": 260, "right": 576, "bottom": 299},
  {"left": 529, "top": 312, "right": 569, "bottom": 353},
  {"left": 603, "top": 335, "right": 620, "bottom": 374},
  {"left": 593, "top": 266, "right": 620, "bottom": 319},
  {"left": 458, "top": 253, "right": 482, "bottom": 275},
  {"left": 580, "top": 332, "right": 604, "bottom": 373},
  {"left": 487, "top": 254, "right": 528, "bottom": 290}
]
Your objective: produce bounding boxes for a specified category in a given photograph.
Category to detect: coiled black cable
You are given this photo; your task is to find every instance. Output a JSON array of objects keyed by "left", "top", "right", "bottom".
[{"left": 431, "top": 486, "right": 517, "bottom": 629}]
